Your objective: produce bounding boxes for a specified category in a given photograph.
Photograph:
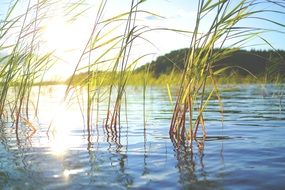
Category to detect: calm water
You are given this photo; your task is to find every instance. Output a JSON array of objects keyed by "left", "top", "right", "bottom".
[{"left": 0, "top": 84, "right": 285, "bottom": 190}]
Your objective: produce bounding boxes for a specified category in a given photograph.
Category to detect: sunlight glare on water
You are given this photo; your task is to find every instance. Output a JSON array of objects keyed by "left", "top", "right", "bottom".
[
  {"left": 47, "top": 101, "right": 86, "bottom": 156},
  {"left": 32, "top": 85, "right": 86, "bottom": 157}
]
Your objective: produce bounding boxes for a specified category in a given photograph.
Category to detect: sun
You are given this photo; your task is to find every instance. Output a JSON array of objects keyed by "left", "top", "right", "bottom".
[
  {"left": 43, "top": 17, "right": 69, "bottom": 52},
  {"left": 41, "top": 16, "right": 88, "bottom": 80}
]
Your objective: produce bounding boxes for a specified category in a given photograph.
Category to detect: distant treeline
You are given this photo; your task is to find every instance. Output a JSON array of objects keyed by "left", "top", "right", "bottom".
[
  {"left": 137, "top": 48, "right": 285, "bottom": 77},
  {"left": 64, "top": 48, "right": 285, "bottom": 85}
]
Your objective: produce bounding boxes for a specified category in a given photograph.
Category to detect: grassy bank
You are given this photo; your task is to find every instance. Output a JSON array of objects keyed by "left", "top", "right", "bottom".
[{"left": 62, "top": 71, "right": 284, "bottom": 86}]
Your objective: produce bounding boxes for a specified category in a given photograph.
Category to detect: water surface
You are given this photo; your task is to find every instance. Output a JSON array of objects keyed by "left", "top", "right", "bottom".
[{"left": 0, "top": 84, "right": 284, "bottom": 189}]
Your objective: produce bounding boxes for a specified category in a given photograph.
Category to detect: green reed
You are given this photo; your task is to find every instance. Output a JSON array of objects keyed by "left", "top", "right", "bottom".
[
  {"left": 169, "top": 0, "right": 285, "bottom": 145},
  {"left": 63, "top": 0, "right": 151, "bottom": 139},
  {"left": 0, "top": 0, "right": 284, "bottom": 145},
  {"left": 0, "top": 0, "right": 52, "bottom": 135},
  {"left": 0, "top": 0, "right": 99, "bottom": 137}
]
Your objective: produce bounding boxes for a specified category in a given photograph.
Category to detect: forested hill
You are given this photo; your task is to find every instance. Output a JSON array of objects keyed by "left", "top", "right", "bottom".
[{"left": 137, "top": 48, "right": 285, "bottom": 77}]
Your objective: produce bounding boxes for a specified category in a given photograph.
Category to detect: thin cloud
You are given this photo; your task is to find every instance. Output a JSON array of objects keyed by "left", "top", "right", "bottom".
[{"left": 145, "top": 15, "right": 161, "bottom": 21}]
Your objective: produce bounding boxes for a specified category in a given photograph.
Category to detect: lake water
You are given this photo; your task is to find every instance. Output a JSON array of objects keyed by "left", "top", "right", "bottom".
[{"left": 0, "top": 84, "right": 285, "bottom": 190}]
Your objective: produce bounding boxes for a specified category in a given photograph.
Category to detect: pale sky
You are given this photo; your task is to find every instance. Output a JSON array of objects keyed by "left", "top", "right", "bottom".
[{"left": 1, "top": 0, "right": 285, "bottom": 80}]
